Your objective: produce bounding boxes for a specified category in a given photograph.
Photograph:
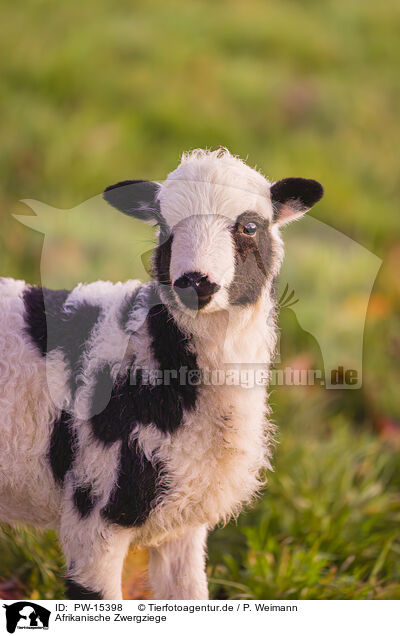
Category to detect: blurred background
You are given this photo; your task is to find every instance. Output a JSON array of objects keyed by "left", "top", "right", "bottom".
[{"left": 0, "top": 0, "right": 399, "bottom": 600}]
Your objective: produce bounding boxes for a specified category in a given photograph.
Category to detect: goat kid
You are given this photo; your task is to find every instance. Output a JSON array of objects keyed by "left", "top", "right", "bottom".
[{"left": 0, "top": 149, "right": 323, "bottom": 599}]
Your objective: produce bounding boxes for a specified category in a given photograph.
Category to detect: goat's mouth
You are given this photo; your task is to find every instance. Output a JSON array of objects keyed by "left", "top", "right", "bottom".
[
  {"left": 174, "top": 290, "right": 214, "bottom": 310},
  {"left": 173, "top": 272, "right": 220, "bottom": 311}
]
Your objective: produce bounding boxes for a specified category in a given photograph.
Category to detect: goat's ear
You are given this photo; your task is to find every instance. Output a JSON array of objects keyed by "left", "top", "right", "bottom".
[
  {"left": 270, "top": 177, "right": 323, "bottom": 226},
  {"left": 103, "top": 179, "right": 162, "bottom": 223}
]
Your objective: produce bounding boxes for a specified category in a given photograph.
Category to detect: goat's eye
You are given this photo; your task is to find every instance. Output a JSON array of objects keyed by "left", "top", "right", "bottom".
[{"left": 243, "top": 222, "right": 257, "bottom": 236}]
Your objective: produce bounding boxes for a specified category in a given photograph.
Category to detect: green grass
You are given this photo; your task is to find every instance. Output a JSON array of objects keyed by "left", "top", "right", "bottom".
[
  {"left": 0, "top": 526, "right": 65, "bottom": 600},
  {"left": 0, "top": 0, "right": 399, "bottom": 600},
  {"left": 208, "top": 397, "right": 400, "bottom": 599}
]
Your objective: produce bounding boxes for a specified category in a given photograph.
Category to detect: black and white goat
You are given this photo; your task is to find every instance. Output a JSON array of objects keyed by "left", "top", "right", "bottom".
[{"left": 0, "top": 149, "right": 323, "bottom": 599}]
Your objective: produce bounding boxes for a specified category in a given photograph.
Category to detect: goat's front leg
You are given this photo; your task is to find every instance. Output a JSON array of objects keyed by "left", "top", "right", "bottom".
[
  {"left": 60, "top": 519, "right": 132, "bottom": 599},
  {"left": 148, "top": 525, "right": 209, "bottom": 600}
]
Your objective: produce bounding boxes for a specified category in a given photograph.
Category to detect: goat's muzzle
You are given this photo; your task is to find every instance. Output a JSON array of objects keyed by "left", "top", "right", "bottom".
[{"left": 173, "top": 271, "right": 220, "bottom": 310}]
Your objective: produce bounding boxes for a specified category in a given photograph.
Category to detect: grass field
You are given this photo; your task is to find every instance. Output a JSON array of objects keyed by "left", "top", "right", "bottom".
[{"left": 0, "top": 0, "right": 399, "bottom": 600}]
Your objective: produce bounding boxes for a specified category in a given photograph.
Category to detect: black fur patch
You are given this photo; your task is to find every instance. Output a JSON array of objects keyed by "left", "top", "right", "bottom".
[
  {"left": 90, "top": 365, "right": 132, "bottom": 443},
  {"left": 58, "top": 301, "right": 102, "bottom": 394},
  {"left": 49, "top": 410, "right": 76, "bottom": 485},
  {"left": 73, "top": 484, "right": 97, "bottom": 519},
  {"left": 153, "top": 231, "right": 178, "bottom": 307},
  {"left": 229, "top": 212, "right": 274, "bottom": 306},
  {"left": 101, "top": 435, "right": 164, "bottom": 527},
  {"left": 23, "top": 285, "right": 101, "bottom": 394},
  {"left": 88, "top": 296, "right": 197, "bottom": 527},
  {"left": 154, "top": 233, "right": 173, "bottom": 286},
  {"left": 23, "top": 286, "right": 69, "bottom": 356},
  {"left": 91, "top": 300, "right": 198, "bottom": 443},
  {"left": 147, "top": 302, "right": 198, "bottom": 415},
  {"left": 65, "top": 579, "right": 102, "bottom": 600}
]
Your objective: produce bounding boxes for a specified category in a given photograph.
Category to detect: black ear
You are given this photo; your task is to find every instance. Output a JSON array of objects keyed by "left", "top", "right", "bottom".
[
  {"left": 270, "top": 177, "right": 324, "bottom": 226},
  {"left": 103, "top": 179, "right": 161, "bottom": 223}
]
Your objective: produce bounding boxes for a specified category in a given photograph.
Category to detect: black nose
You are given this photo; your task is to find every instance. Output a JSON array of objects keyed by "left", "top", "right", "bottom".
[{"left": 173, "top": 272, "right": 220, "bottom": 309}]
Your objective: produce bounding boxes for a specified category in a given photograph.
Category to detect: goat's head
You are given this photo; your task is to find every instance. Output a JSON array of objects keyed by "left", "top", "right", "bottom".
[{"left": 104, "top": 149, "right": 323, "bottom": 315}]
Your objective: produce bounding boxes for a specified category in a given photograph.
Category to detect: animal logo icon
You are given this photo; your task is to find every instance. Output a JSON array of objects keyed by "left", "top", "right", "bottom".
[
  {"left": 15, "top": 188, "right": 381, "bottom": 391},
  {"left": 3, "top": 602, "right": 50, "bottom": 634}
]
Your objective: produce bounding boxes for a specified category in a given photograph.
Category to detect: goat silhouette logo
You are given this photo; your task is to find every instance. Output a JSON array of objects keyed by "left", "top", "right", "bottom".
[
  {"left": 3, "top": 602, "right": 50, "bottom": 634},
  {"left": 15, "top": 188, "right": 381, "bottom": 392}
]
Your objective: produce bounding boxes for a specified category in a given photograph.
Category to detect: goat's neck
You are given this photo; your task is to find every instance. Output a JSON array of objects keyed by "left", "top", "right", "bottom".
[{"left": 170, "top": 287, "right": 276, "bottom": 369}]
